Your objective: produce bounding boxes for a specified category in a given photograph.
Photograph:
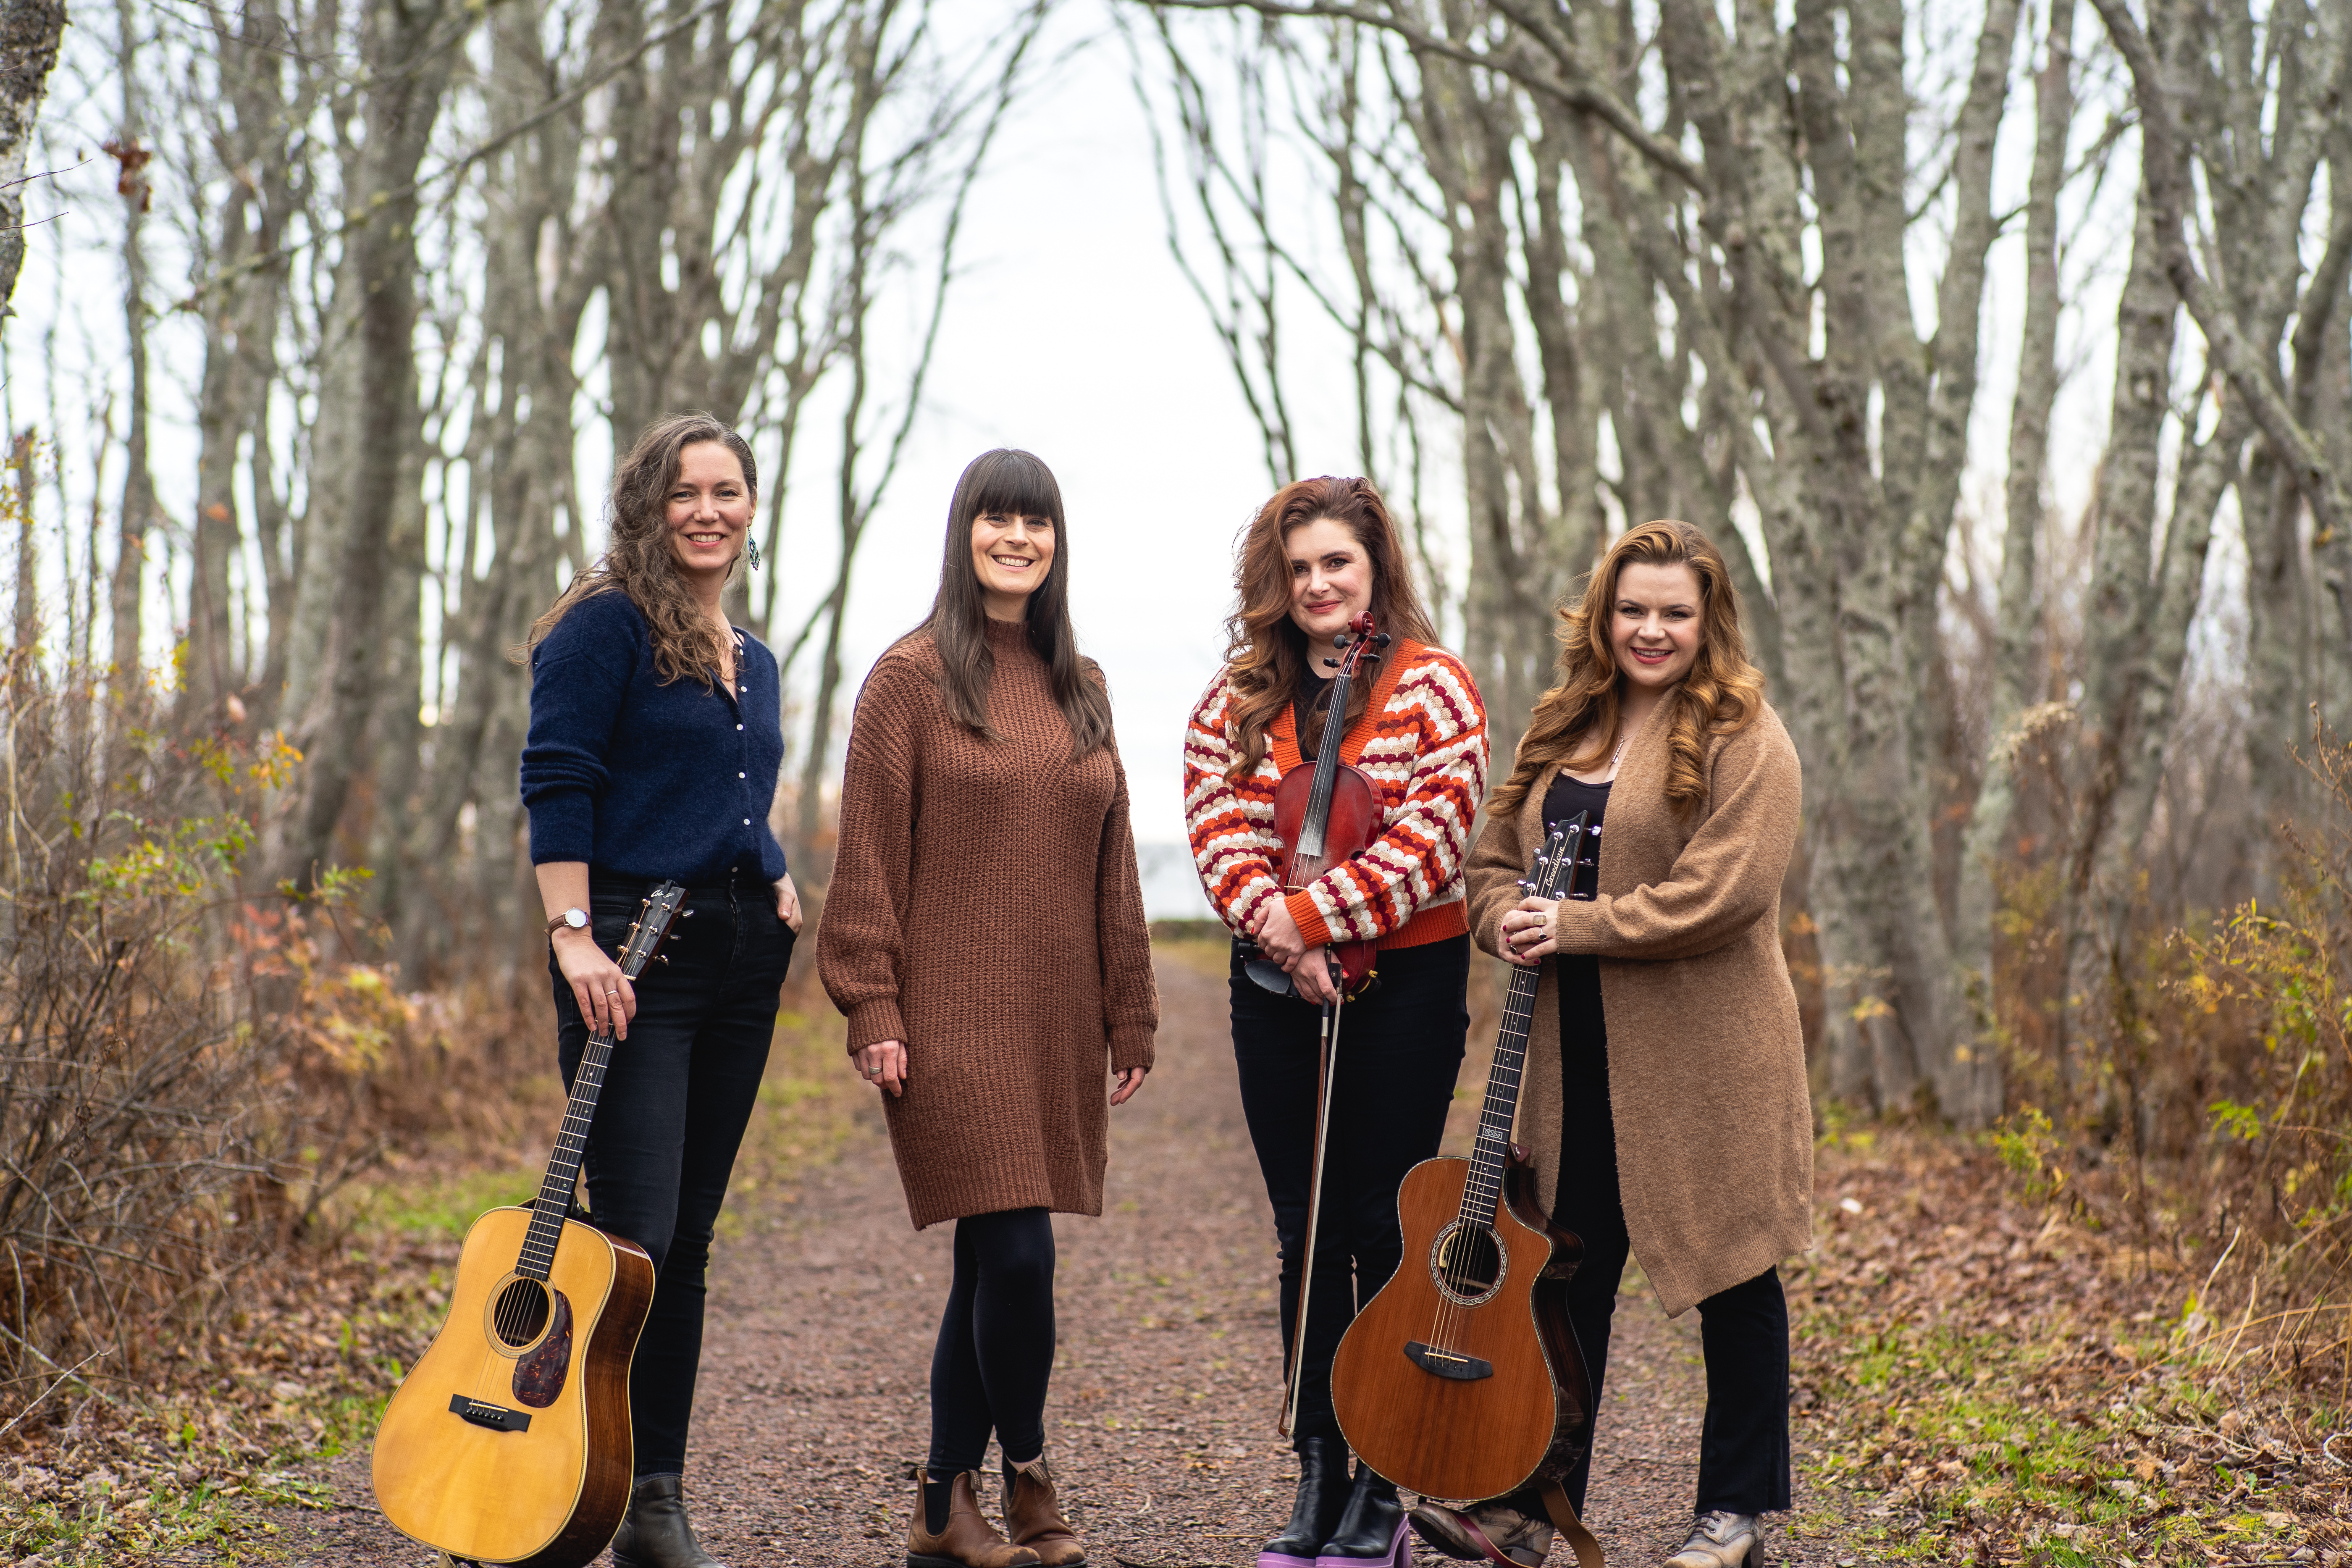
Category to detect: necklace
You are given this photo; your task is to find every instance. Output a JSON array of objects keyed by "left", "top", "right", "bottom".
[{"left": 1606, "top": 734, "right": 1630, "bottom": 779}]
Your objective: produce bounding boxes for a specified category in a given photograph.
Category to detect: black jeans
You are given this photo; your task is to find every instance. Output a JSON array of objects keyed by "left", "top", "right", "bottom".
[
  {"left": 551, "top": 868, "right": 793, "bottom": 1478},
  {"left": 927, "top": 1207, "right": 1057, "bottom": 1473},
  {"left": 1549, "top": 957, "right": 1790, "bottom": 1517},
  {"left": 1231, "top": 935, "right": 1470, "bottom": 1447}
]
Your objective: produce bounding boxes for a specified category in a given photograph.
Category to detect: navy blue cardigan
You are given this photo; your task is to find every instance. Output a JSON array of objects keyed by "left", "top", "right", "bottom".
[{"left": 520, "top": 589, "right": 790, "bottom": 886}]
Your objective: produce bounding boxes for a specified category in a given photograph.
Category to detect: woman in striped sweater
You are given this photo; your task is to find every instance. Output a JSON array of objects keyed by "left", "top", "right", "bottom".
[{"left": 1184, "top": 476, "right": 1489, "bottom": 1568}]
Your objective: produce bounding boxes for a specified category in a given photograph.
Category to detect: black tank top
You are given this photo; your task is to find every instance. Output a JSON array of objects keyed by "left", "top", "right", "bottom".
[{"left": 1542, "top": 772, "right": 1611, "bottom": 1083}]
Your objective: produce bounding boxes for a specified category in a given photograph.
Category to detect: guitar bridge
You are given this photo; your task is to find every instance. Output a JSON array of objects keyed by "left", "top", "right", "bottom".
[
  {"left": 1404, "top": 1341, "right": 1494, "bottom": 1381},
  {"left": 447, "top": 1393, "right": 533, "bottom": 1432}
]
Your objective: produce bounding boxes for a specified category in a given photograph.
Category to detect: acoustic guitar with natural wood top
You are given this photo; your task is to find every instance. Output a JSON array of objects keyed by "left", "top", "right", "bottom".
[
  {"left": 371, "top": 881, "right": 684, "bottom": 1568},
  {"left": 1330, "top": 818, "right": 1607, "bottom": 1565}
]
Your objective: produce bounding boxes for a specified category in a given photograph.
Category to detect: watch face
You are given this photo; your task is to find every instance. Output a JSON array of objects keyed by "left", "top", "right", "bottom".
[{"left": 565, "top": 909, "right": 589, "bottom": 928}]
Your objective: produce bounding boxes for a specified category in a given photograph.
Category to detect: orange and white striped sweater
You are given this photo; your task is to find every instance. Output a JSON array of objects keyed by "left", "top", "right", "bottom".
[{"left": 1184, "top": 640, "right": 1489, "bottom": 951}]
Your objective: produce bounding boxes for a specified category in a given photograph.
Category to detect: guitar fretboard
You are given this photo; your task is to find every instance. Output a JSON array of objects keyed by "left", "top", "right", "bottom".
[
  {"left": 514, "top": 886, "right": 681, "bottom": 1283},
  {"left": 1456, "top": 815, "right": 1586, "bottom": 1234},
  {"left": 517, "top": 1028, "right": 619, "bottom": 1280}
]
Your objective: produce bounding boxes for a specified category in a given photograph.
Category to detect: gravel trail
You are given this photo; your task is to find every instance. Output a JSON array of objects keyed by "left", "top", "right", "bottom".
[{"left": 258, "top": 944, "right": 1843, "bottom": 1567}]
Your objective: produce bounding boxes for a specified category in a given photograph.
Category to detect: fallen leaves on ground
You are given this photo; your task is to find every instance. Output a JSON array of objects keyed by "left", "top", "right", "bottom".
[{"left": 1790, "top": 1124, "right": 2345, "bottom": 1565}]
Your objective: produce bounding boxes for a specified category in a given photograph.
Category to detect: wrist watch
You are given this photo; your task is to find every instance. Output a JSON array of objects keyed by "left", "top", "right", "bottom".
[{"left": 544, "top": 907, "right": 590, "bottom": 935}]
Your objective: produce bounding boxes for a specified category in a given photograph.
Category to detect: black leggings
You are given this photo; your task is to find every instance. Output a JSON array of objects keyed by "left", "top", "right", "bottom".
[
  {"left": 927, "top": 1207, "right": 1057, "bottom": 1473},
  {"left": 1549, "top": 957, "right": 1791, "bottom": 1516},
  {"left": 1230, "top": 935, "right": 1470, "bottom": 1447}
]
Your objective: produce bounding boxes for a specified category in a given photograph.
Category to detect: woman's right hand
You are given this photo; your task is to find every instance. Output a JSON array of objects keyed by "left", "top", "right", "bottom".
[
  {"left": 856, "top": 1039, "right": 908, "bottom": 1097},
  {"left": 554, "top": 926, "right": 636, "bottom": 1038}
]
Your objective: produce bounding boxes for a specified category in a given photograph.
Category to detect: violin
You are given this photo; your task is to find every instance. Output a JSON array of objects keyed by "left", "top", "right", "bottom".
[{"left": 1245, "top": 611, "right": 1391, "bottom": 998}]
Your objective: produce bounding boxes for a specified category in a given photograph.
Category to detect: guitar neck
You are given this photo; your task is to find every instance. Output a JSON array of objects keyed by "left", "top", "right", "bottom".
[
  {"left": 516, "top": 1030, "right": 618, "bottom": 1281},
  {"left": 513, "top": 884, "right": 682, "bottom": 1282},
  {"left": 1461, "top": 961, "right": 1542, "bottom": 1229}
]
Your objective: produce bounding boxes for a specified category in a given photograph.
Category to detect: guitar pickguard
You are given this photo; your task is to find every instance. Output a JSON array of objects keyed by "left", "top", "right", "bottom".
[{"left": 510, "top": 1289, "right": 574, "bottom": 1408}]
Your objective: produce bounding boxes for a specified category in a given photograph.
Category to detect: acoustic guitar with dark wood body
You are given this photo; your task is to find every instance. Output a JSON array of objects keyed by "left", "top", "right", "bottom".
[
  {"left": 1330, "top": 819, "right": 1606, "bottom": 1555},
  {"left": 371, "top": 882, "right": 684, "bottom": 1568}
]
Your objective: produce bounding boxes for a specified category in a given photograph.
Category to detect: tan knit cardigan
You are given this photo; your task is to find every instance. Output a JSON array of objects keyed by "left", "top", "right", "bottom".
[
  {"left": 1464, "top": 699, "right": 1812, "bottom": 1317},
  {"left": 818, "top": 620, "right": 1159, "bottom": 1229}
]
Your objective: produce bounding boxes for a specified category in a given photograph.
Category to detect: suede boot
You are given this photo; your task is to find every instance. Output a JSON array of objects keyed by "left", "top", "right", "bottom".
[
  {"left": 1259, "top": 1435, "right": 1351, "bottom": 1568},
  {"left": 1312, "top": 1463, "right": 1409, "bottom": 1568},
  {"left": 609, "top": 1473, "right": 723, "bottom": 1568},
  {"left": 1001, "top": 1456, "right": 1085, "bottom": 1567},
  {"left": 908, "top": 1465, "right": 1042, "bottom": 1568}
]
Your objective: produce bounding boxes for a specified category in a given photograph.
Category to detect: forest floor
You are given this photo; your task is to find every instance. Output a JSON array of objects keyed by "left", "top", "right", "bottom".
[{"left": 0, "top": 938, "right": 2339, "bottom": 1566}]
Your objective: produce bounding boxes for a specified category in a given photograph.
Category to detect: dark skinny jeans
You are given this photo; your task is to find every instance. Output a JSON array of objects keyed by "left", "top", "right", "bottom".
[
  {"left": 551, "top": 869, "right": 793, "bottom": 1478},
  {"left": 927, "top": 1207, "right": 1058, "bottom": 1473},
  {"left": 1230, "top": 935, "right": 1470, "bottom": 1447},
  {"left": 1547, "top": 954, "right": 1791, "bottom": 1518}
]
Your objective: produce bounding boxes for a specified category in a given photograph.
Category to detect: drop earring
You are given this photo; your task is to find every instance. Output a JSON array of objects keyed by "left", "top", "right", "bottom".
[{"left": 746, "top": 536, "right": 762, "bottom": 570}]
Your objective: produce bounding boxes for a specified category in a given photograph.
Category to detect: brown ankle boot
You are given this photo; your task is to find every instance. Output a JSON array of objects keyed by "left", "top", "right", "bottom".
[
  {"left": 1001, "top": 1457, "right": 1084, "bottom": 1567},
  {"left": 907, "top": 1466, "right": 1042, "bottom": 1568}
]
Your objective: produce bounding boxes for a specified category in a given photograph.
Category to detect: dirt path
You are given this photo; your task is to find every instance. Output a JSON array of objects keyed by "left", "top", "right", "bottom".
[{"left": 258, "top": 946, "right": 1845, "bottom": 1567}]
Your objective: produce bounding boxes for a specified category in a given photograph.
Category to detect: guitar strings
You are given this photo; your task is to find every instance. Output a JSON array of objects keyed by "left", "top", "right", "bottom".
[{"left": 1425, "top": 828, "right": 1577, "bottom": 1360}]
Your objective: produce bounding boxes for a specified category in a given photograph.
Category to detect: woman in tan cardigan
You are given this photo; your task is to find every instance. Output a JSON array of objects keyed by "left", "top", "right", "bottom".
[
  {"left": 1411, "top": 520, "right": 1809, "bottom": 1568},
  {"left": 820, "top": 449, "right": 1158, "bottom": 1568}
]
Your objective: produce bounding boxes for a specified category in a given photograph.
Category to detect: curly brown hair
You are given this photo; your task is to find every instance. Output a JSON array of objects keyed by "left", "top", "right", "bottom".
[
  {"left": 1485, "top": 519, "right": 1765, "bottom": 820},
  {"left": 518, "top": 413, "right": 756, "bottom": 688},
  {"left": 1220, "top": 476, "right": 1439, "bottom": 780}
]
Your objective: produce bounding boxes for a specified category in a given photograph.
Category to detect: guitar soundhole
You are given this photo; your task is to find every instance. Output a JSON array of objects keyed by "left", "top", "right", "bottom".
[
  {"left": 1431, "top": 1221, "right": 1505, "bottom": 1305},
  {"left": 491, "top": 1278, "right": 552, "bottom": 1349}
]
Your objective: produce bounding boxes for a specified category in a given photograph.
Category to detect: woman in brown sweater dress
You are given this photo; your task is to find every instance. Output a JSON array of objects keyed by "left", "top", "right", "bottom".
[
  {"left": 819, "top": 449, "right": 1158, "bottom": 1568},
  {"left": 1413, "top": 520, "right": 1809, "bottom": 1568}
]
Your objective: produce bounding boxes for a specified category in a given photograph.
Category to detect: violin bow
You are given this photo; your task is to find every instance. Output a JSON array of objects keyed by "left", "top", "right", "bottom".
[{"left": 1280, "top": 949, "right": 1349, "bottom": 1437}]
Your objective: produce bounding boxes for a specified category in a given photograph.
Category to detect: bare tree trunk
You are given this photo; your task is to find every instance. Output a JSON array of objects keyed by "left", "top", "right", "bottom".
[
  {"left": 0, "top": 0, "right": 63, "bottom": 326},
  {"left": 108, "top": 0, "right": 155, "bottom": 706},
  {"left": 1957, "top": 0, "right": 2074, "bottom": 1072},
  {"left": 281, "top": 0, "right": 456, "bottom": 886}
]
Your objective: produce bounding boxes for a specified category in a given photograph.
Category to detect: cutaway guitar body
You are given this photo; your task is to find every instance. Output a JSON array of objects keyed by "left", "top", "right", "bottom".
[
  {"left": 373, "top": 1207, "right": 654, "bottom": 1566},
  {"left": 1330, "top": 1151, "right": 1591, "bottom": 1503},
  {"left": 1328, "top": 818, "right": 1602, "bottom": 1512}
]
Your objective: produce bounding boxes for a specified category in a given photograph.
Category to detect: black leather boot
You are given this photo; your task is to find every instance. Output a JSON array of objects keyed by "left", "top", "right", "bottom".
[
  {"left": 1312, "top": 1463, "right": 1407, "bottom": 1565},
  {"left": 610, "top": 1473, "right": 724, "bottom": 1568},
  {"left": 1258, "top": 1435, "right": 1350, "bottom": 1568}
]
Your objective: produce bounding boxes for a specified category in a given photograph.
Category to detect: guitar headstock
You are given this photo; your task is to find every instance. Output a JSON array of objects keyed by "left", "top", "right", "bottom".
[
  {"left": 1519, "top": 812, "right": 1591, "bottom": 901},
  {"left": 614, "top": 880, "right": 688, "bottom": 982}
]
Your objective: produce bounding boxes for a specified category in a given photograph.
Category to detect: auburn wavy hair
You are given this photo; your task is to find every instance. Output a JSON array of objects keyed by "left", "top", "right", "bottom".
[
  {"left": 520, "top": 412, "right": 755, "bottom": 687},
  {"left": 1221, "top": 476, "right": 1438, "bottom": 780},
  {"left": 900, "top": 448, "right": 1113, "bottom": 762},
  {"left": 1485, "top": 518, "right": 1765, "bottom": 820}
]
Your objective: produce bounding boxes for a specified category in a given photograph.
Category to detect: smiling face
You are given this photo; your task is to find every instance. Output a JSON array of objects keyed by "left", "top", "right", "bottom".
[
  {"left": 1610, "top": 560, "right": 1705, "bottom": 693},
  {"left": 971, "top": 510, "right": 1056, "bottom": 621},
  {"left": 665, "top": 440, "right": 754, "bottom": 594},
  {"left": 1284, "top": 516, "right": 1373, "bottom": 654}
]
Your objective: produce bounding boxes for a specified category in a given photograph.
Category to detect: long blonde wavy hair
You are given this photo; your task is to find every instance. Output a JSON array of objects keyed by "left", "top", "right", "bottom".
[
  {"left": 1486, "top": 519, "right": 1765, "bottom": 820},
  {"left": 518, "top": 412, "right": 754, "bottom": 688}
]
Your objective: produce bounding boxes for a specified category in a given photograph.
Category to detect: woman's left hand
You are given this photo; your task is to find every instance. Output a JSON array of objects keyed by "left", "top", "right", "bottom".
[
  {"left": 1110, "top": 1066, "right": 1149, "bottom": 1106},
  {"left": 774, "top": 873, "right": 803, "bottom": 932},
  {"left": 1501, "top": 896, "right": 1561, "bottom": 965}
]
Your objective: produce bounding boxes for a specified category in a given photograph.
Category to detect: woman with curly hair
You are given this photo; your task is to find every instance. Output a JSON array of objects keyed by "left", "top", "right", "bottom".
[
  {"left": 518, "top": 412, "right": 801, "bottom": 1568},
  {"left": 1183, "top": 475, "right": 1489, "bottom": 1568},
  {"left": 1410, "top": 520, "right": 1808, "bottom": 1568}
]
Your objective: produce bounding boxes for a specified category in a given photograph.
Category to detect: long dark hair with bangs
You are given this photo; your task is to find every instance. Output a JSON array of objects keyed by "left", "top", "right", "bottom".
[
  {"left": 1221, "top": 475, "right": 1438, "bottom": 779},
  {"left": 911, "top": 449, "right": 1113, "bottom": 761}
]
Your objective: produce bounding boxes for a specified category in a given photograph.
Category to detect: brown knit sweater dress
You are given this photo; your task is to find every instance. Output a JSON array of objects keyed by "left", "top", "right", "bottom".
[{"left": 818, "top": 618, "right": 1159, "bottom": 1229}]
